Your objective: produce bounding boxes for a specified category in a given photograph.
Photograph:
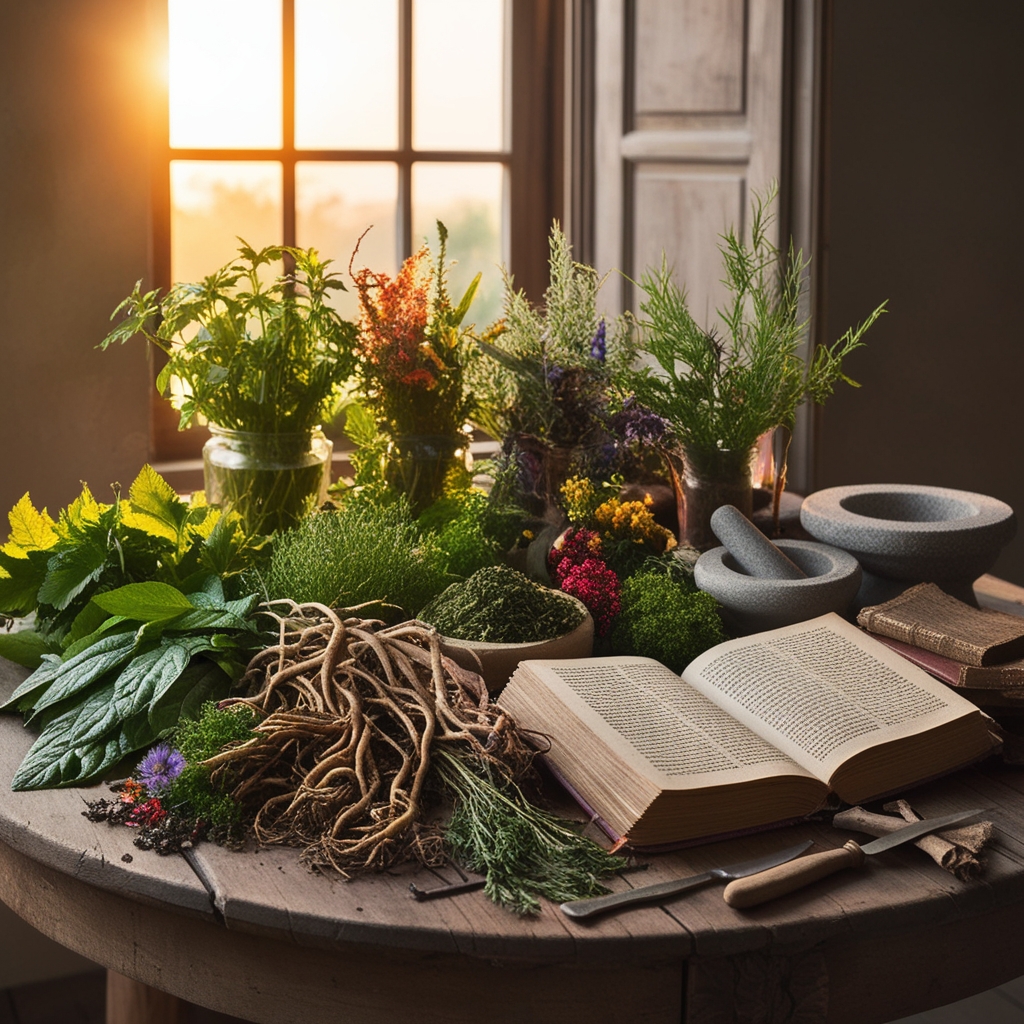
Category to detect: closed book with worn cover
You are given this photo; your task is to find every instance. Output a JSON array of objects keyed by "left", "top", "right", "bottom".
[{"left": 858, "top": 583, "right": 1024, "bottom": 666}]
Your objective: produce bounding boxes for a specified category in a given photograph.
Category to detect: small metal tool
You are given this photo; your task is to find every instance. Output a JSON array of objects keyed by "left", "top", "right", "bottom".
[{"left": 559, "top": 840, "right": 813, "bottom": 920}]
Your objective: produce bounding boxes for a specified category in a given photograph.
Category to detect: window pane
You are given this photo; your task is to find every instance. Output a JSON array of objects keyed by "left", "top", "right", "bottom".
[
  {"left": 295, "top": 0, "right": 399, "bottom": 150},
  {"left": 296, "top": 162, "right": 399, "bottom": 319},
  {"left": 412, "top": 162, "right": 505, "bottom": 327},
  {"left": 171, "top": 161, "right": 283, "bottom": 283},
  {"left": 168, "top": 0, "right": 282, "bottom": 149},
  {"left": 412, "top": 0, "right": 505, "bottom": 152}
]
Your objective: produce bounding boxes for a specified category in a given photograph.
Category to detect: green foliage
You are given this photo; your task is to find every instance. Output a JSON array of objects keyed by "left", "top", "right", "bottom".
[
  {"left": 421, "top": 565, "right": 585, "bottom": 644},
  {"left": 623, "top": 184, "right": 887, "bottom": 453},
  {"left": 252, "top": 499, "right": 451, "bottom": 617},
  {"left": 164, "top": 702, "right": 259, "bottom": 827},
  {"left": 438, "top": 750, "right": 625, "bottom": 916},
  {"left": 101, "top": 243, "right": 358, "bottom": 435},
  {"left": 468, "top": 224, "right": 637, "bottom": 443},
  {"left": 1, "top": 577, "right": 262, "bottom": 790},
  {"left": 0, "top": 466, "right": 260, "bottom": 653},
  {"left": 418, "top": 488, "right": 524, "bottom": 580},
  {"left": 609, "top": 573, "right": 726, "bottom": 674}
]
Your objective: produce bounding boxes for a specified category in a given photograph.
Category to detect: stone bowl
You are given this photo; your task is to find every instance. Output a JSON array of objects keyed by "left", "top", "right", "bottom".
[
  {"left": 800, "top": 483, "right": 1016, "bottom": 605},
  {"left": 694, "top": 539, "right": 862, "bottom": 634},
  {"left": 438, "top": 594, "right": 594, "bottom": 695}
]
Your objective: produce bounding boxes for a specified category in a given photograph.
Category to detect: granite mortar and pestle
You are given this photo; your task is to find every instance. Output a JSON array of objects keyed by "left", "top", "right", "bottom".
[{"left": 694, "top": 505, "right": 862, "bottom": 634}]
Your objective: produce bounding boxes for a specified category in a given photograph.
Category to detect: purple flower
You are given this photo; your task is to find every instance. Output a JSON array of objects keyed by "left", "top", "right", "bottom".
[
  {"left": 589, "top": 319, "right": 607, "bottom": 363},
  {"left": 546, "top": 364, "right": 566, "bottom": 387},
  {"left": 137, "top": 743, "right": 185, "bottom": 792},
  {"left": 611, "top": 399, "right": 670, "bottom": 446}
]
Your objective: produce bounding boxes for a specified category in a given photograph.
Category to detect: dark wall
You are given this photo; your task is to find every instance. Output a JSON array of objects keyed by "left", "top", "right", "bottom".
[
  {"left": 816, "top": 1, "right": 1024, "bottom": 582},
  {"left": 0, "top": 0, "right": 153, "bottom": 521}
]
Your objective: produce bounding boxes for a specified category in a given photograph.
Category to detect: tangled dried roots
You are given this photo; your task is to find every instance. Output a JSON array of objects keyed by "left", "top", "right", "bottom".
[{"left": 209, "top": 601, "right": 534, "bottom": 876}]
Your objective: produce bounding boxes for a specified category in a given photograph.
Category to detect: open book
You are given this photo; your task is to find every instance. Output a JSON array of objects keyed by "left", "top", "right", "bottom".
[{"left": 498, "top": 613, "right": 995, "bottom": 847}]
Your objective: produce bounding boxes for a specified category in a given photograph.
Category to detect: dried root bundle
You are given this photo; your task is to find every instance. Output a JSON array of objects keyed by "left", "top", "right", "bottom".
[{"left": 210, "top": 601, "right": 533, "bottom": 876}]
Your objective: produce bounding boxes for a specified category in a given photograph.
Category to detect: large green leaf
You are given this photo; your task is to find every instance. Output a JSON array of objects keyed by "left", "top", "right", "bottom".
[
  {"left": 145, "top": 656, "right": 231, "bottom": 740},
  {"left": 91, "top": 581, "right": 194, "bottom": 622},
  {"left": 61, "top": 616, "right": 133, "bottom": 660},
  {"left": 0, "top": 629, "right": 53, "bottom": 669},
  {"left": 11, "top": 681, "right": 120, "bottom": 790},
  {"left": 3, "top": 494, "right": 58, "bottom": 554},
  {"left": 24, "top": 631, "right": 142, "bottom": 720},
  {"left": 37, "top": 539, "right": 109, "bottom": 611}
]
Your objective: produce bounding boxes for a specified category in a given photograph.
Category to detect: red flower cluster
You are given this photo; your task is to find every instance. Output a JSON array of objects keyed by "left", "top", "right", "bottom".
[
  {"left": 550, "top": 529, "right": 621, "bottom": 637},
  {"left": 127, "top": 798, "right": 167, "bottom": 828},
  {"left": 559, "top": 558, "right": 621, "bottom": 637}
]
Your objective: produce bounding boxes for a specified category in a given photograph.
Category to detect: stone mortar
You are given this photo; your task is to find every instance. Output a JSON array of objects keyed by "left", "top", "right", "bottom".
[
  {"left": 799, "top": 483, "right": 1016, "bottom": 607},
  {"left": 694, "top": 539, "right": 862, "bottom": 634}
]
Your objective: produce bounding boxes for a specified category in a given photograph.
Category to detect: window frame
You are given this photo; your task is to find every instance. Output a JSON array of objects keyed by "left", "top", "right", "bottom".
[{"left": 150, "top": 0, "right": 565, "bottom": 464}]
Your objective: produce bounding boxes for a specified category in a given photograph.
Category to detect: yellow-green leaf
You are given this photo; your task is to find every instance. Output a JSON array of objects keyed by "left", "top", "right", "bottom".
[
  {"left": 4, "top": 494, "right": 58, "bottom": 555},
  {"left": 120, "top": 465, "right": 188, "bottom": 545}
]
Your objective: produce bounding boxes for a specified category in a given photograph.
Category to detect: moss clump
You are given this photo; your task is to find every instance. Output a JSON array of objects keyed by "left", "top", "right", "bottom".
[
  {"left": 609, "top": 573, "right": 726, "bottom": 673},
  {"left": 421, "top": 565, "right": 585, "bottom": 644},
  {"left": 164, "top": 702, "right": 259, "bottom": 828}
]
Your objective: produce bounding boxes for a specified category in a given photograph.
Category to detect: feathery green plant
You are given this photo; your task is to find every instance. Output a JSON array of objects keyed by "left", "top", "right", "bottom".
[
  {"left": 469, "top": 224, "right": 637, "bottom": 444},
  {"left": 623, "top": 185, "right": 887, "bottom": 454}
]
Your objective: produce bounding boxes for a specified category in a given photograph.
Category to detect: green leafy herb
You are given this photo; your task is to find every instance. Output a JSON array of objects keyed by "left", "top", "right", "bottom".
[
  {"left": 0, "top": 465, "right": 259, "bottom": 656},
  {"left": 2, "top": 578, "right": 261, "bottom": 790},
  {"left": 101, "top": 244, "right": 358, "bottom": 436},
  {"left": 437, "top": 750, "right": 624, "bottom": 915}
]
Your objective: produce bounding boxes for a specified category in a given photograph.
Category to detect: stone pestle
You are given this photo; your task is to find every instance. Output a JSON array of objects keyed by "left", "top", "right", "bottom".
[{"left": 710, "top": 505, "right": 807, "bottom": 580}]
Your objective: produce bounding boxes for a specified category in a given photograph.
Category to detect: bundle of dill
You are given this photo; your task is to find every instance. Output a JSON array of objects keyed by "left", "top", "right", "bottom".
[{"left": 436, "top": 750, "right": 624, "bottom": 915}]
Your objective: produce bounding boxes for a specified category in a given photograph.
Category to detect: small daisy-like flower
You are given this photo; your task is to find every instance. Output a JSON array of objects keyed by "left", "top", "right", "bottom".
[{"left": 136, "top": 744, "right": 185, "bottom": 793}]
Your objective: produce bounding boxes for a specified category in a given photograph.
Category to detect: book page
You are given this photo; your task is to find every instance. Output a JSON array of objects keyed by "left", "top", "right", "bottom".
[
  {"left": 532, "top": 657, "right": 818, "bottom": 790},
  {"left": 683, "top": 612, "right": 976, "bottom": 780}
]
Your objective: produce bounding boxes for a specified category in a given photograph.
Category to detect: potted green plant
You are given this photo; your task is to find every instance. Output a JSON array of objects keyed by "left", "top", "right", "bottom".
[
  {"left": 622, "top": 185, "right": 887, "bottom": 550},
  {"left": 102, "top": 243, "right": 357, "bottom": 535}
]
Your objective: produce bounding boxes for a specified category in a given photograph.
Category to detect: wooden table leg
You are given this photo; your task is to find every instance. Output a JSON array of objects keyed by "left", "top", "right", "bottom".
[{"left": 106, "top": 970, "right": 186, "bottom": 1024}]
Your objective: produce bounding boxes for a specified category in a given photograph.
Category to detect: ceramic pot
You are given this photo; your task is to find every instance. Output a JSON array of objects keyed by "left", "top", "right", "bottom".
[{"left": 439, "top": 595, "right": 594, "bottom": 695}]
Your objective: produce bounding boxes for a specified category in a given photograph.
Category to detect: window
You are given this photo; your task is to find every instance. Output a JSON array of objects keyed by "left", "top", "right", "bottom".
[{"left": 153, "top": 0, "right": 564, "bottom": 462}]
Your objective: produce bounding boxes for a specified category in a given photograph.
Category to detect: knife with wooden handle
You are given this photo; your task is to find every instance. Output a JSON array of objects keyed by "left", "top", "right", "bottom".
[{"left": 722, "top": 807, "right": 984, "bottom": 909}]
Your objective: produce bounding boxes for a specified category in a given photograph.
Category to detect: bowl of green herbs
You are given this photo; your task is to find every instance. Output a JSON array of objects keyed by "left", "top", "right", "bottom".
[{"left": 421, "top": 565, "right": 594, "bottom": 694}]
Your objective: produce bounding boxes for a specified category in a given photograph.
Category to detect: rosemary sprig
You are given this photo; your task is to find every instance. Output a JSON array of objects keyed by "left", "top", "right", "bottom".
[{"left": 436, "top": 749, "right": 625, "bottom": 916}]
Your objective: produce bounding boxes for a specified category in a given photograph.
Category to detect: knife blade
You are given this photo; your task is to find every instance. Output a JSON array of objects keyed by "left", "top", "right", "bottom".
[
  {"left": 560, "top": 839, "right": 813, "bottom": 920},
  {"left": 723, "top": 807, "right": 984, "bottom": 909}
]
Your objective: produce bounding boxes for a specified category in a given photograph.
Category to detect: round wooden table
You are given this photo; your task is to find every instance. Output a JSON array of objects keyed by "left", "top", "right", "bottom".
[{"left": 4, "top": 578, "right": 1024, "bottom": 1024}]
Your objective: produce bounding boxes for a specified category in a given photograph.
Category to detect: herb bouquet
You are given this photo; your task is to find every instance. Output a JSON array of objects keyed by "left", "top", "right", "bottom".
[
  {"left": 623, "top": 185, "right": 887, "bottom": 549},
  {"left": 469, "top": 226, "right": 645, "bottom": 513},
  {"left": 102, "top": 243, "right": 358, "bottom": 535},
  {"left": 348, "top": 222, "right": 480, "bottom": 514}
]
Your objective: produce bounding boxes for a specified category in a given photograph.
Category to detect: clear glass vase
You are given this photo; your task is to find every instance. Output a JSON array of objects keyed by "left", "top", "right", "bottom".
[
  {"left": 202, "top": 426, "right": 333, "bottom": 535},
  {"left": 675, "top": 444, "right": 756, "bottom": 551},
  {"left": 385, "top": 434, "right": 464, "bottom": 515}
]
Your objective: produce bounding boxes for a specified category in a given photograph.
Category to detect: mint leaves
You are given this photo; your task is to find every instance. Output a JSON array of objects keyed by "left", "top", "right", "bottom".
[
  {"left": 0, "top": 467, "right": 266, "bottom": 791},
  {"left": 2, "top": 578, "right": 260, "bottom": 790}
]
